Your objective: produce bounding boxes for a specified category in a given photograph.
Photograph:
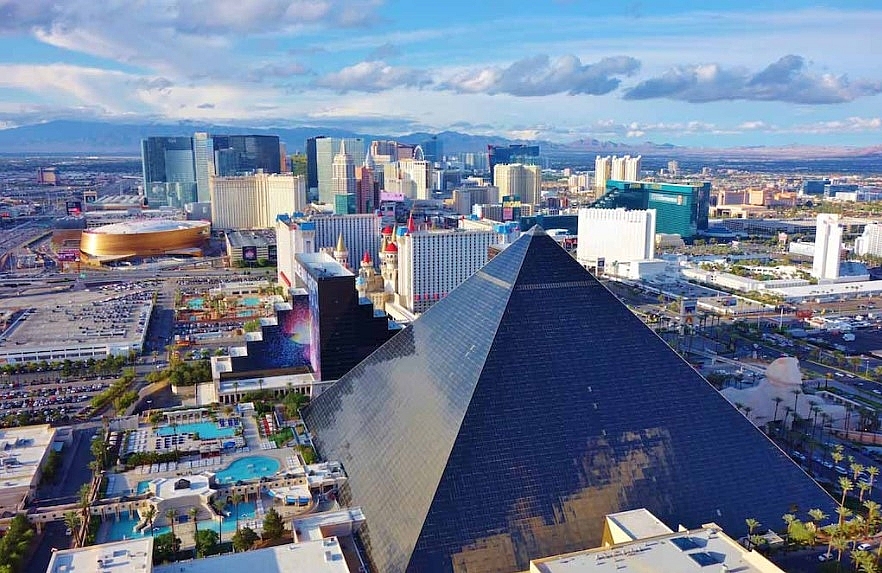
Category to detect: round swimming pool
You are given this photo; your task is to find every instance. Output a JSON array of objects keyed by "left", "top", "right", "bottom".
[{"left": 214, "top": 456, "right": 280, "bottom": 483}]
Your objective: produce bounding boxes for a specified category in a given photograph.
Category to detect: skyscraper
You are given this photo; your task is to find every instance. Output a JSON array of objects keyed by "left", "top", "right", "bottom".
[
  {"left": 609, "top": 155, "right": 642, "bottom": 181},
  {"left": 394, "top": 228, "right": 497, "bottom": 313},
  {"left": 493, "top": 163, "right": 541, "bottom": 205},
  {"left": 211, "top": 173, "right": 306, "bottom": 230},
  {"left": 487, "top": 144, "right": 540, "bottom": 185},
  {"left": 141, "top": 136, "right": 197, "bottom": 207},
  {"left": 304, "top": 227, "right": 834, "bottom": 573},
  {"left": 577, "top": 208, "right": 656, "bottom": 269},
  {"left": 420, "top": 135, "right": 443, "bottom": 164},
  {"left": 315, "top": 137, "right": 365, "bottom": 205},
  {"left": 813, "top": 213, "right": 842, "bottom": 280},
  {"left": 398, "top": 157, "right": 432, "bottom": 200},
  {"left": 305, "top": 136, "right": 323, "bottom": 195},
  {"left": 192, "top": 132, "right": 215, "bottom": 203},
  {"left": 212, "top": 135, "right": 282, "bottom": 174},
  {"left": 331, "top": 141, "right": 356, "bottom": 214},
  {"left": 594, "top": 155, "right": 612, "bottom": 191},
  {"left": 276, "top": 213, "right": 381, "bottom": 278},
  {"left": 142, "top": 133, "right": 284, "bottom": 207}
]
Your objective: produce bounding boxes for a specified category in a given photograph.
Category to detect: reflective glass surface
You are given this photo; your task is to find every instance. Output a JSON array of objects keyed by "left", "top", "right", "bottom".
[{"left": 304, "top": 228, "right": 835, "bottom": 573}]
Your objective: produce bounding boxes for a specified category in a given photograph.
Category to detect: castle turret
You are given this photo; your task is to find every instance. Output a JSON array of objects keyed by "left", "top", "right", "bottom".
[{"left": 334, "top": 232, "right": 349, "bottom": 269}]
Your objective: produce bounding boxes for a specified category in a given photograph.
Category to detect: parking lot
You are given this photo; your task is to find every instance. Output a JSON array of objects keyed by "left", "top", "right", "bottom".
[{"left": 0, "top": 374, "right": 111, "bottom": 425}]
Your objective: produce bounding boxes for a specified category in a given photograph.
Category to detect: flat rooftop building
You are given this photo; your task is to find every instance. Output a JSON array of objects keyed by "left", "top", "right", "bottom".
[
  {"left": 0, "top": 289, "right": 152, "bottom": 364},
  {"left": 152, "top": 538, "right": 349, "bottom": 573},
  {"left": 0, "top": 424, "right": 56, "bottom": 512},
  {"left": 530, "top": 509, "right": 783, "bottom": 573},
  {"left": 47, "top": 538, "right": 153, "bottom": 573}
]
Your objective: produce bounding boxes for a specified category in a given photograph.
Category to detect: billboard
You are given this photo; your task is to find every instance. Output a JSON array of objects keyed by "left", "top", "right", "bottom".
[
  {"left": 242, "top": 246, "right": 257, "bottom": 261},
  {"left": 65, "top": 200, "right": 82, "bottom": 216},
  {"left": 380, "top": 191, "right": 406, "bottom": 202},
  {"left": 267, "top": 244, "right": 277, "bottom": 262}
]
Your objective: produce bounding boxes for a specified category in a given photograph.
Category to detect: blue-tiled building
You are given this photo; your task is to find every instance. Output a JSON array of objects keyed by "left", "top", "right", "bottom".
[
  {"left": 592, "top": 180, "right": 711, "bottom": 238},
  {"left": 303, "top": 226, "right": 833, "bottom": 573}
]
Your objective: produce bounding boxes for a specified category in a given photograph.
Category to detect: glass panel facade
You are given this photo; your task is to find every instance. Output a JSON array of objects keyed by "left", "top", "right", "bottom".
[{"left": 304, "top": 228, "right": 834, "bottom": 573}]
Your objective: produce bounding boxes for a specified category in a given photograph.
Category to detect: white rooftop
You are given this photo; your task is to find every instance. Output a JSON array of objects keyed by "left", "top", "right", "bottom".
[
  {"left": 46, "top": 537, "right": 153, "bottom": 573},
  {"left": 152, "top": 538, "right": 349, "bottom": 573},
  {"left": 604, "top": 509, "right": 673, "bottom": 544},
  {"left": 150, "top": 474, "right": 214, "bottom": 501},
  {"left": 530, "top": 523, "right": 783, "bottom": 573},
  {"left": 0, "top": 424, "right": 55, "bottom": 491}
]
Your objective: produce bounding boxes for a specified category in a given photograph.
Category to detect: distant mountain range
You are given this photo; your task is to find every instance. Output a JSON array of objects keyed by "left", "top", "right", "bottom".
[{"left": 0, "top": 120, "right": 879, "bottom": 159}]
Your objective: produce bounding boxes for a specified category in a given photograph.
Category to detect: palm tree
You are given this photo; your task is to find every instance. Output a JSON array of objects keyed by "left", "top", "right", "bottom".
[
  {"left": 63, "top": 511, "right": 81, "bottom": 547},
  {"left": 864, "top": 500, "right": 880, "bottom": 534},
  {"left": 142, "top": 505, "right": 157, "bottom": 536},
  {"left": 859, "top": 481, "right": 872, "bottom": 503},
  {"left": 189, "top": 506, "right": 199, "bottom": 538},
  {"left": 165, "top": 507, "right": 178, "bottom": 539},
  {"left": 232, "top": 493, "right": 243, "bottom": 532},
  {"left": 838, "top": 477, "right": 854, "bottom": 525},
  {"left": 831, "top": 533, "right": 849, "bottom": 563},
  {"left": 744, "top": 518, "right": 761, "bottom": 548},
  {"left": 868, "top": 466, "right": 880, "bottom": 490},
  {"left": 772, "top": 396, "right": 783, "bottom": 423},
  {"left": 782, "top": 513, "right": 796, "bottom": 546},
  {"left": 211, "top": 499, "right": 226, "bottom": 543},
  {"left": 852, "top": 462, "right": 865, "bottom": 483},
  {"left": 791, "top": 388, "right": 802, "bottom": 415},
  {"left": 808, "top": 508, "right": 828, "bottom": 527}
]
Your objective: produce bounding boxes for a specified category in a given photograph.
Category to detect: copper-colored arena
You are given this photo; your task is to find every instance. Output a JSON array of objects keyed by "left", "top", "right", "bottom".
[{"left": 80, "top": 220, "right": 210, "bottom": 262}]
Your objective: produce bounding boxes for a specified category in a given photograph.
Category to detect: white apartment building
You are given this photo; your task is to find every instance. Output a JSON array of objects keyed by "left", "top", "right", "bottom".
[
  {"left": 606, "top": 154, "right": 642, "bottom": 182},
  {"left": 211, "top": 173, "right": 306, "bottom": 230},
  {"left": 493, "top": 163, "right": 541, "bottom": 205},
  {"left": 577, "top": 208, "right": 656, "bottom": 270},
  {"left": 813, "top": 213, "right": 842, "bottom": 280},
  {"left": 397, "top": 158, "right": 433, "bottom": 200},
  {"left": 395, "top": 229, "right": 497, "bottom": 313},
  {"left": 595, "top": 155, "right": 611, "bottom": 190},
  {"left": 275, "top": 213, "right": 381, "bottom": 286},
  {"left": 855, "top": 222, "right": 882, "bottom": 257}
]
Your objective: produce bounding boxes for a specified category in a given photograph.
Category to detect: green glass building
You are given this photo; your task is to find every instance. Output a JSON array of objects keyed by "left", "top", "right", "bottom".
[{"left": 591, "top": 180, "right": 711, "bottom": 238}]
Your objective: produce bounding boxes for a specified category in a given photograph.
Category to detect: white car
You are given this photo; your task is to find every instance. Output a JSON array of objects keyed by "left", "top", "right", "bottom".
[{"left": 858, "top": 543, "right": 874, "bottom": 551}]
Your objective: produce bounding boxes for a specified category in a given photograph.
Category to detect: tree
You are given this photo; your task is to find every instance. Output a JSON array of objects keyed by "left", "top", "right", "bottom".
[
  {"left": 78, "top": 483, "right": 91, "bottom": 515},
  {"left": 262, "top": 507, "right": 285, "bottom": 540},
  {"left": 232, "top": 493, "right": 243, "bottom": 532},
  {"left": 232, "top": 526, "right": 259, "bottom": 552},
  {"left": 63, "top": 511, "right": 81, "bottom": 546},
  {"left": 188, "top": 506, "right": 199, "bottom": 538},
  {"left": 0, "top": 515, "right": 35, "bottom": 573},
  {"left": 194, "top": 529, "right": 219, "bottom": 558},
  {"left": 164, "top": 507, "right": 178, "bottom": 539},
  {"left": 142, "top": 505, "right": 157, "bottom": 536},
  {"left": 152, "top": 532, "right": 180, "bottom": 564},
  {"left": 771, "top": 396, "right": 783, "bottom": 423}
]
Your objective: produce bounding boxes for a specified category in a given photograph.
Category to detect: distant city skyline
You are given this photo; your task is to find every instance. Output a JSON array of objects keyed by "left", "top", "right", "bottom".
[{"left": 0, "top": 1, "right": 880, "bottom": 146}]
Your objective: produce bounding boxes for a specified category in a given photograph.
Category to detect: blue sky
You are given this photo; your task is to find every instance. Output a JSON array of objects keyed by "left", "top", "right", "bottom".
[{"left": 0, "top": 0, "right": 880, "bottom": 147}]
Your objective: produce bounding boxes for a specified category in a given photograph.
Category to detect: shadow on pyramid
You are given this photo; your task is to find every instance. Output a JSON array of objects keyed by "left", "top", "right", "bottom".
[{"left": 303, "top": 226, "right": 835, "bottom": 573}]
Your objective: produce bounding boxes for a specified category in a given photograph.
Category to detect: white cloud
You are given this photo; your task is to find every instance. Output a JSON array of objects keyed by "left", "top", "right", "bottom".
[
  {"left": 440, "top": 54, "right": 639, "bottom": 96},
  {"left": 625, "top": 55, "right": 882, "bottom": 104},
  {"left": 314, "top": 61, "right": 430, "bottom": 92}
]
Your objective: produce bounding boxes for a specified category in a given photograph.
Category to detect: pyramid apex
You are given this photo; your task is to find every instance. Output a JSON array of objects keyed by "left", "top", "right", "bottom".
[{"left": 526, "top": 225, "right": 546, "bottom": 236}]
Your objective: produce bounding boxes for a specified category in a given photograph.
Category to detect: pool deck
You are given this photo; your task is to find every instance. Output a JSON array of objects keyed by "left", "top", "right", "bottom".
[{"left": 111, "top": 413, "right": 297, "bottom": 496}]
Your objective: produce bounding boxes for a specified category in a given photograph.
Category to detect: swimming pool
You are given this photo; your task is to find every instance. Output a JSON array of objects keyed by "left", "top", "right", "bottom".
[
  {"left": 214, "top": 456, "right": 280, "bottom": 483},
  {"left": 136, "top": 480, "right": 151, "bottom": 495},
  {"left": 156, "top": 421, "right": 237, "bottom": 439},
  {"left": 187, "top": 297, "right": 205, "bottom": 310},
  {"left": 100, "top": 500, "right": 260, "bottom": 542},
  {"left": 242, "top": 297, "right": 260, "bottom": 307}
]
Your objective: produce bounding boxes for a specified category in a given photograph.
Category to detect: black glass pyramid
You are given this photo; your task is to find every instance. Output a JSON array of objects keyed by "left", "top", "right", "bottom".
[{"left": 303, "top": 226, "right": 835, "bottom": 573}]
